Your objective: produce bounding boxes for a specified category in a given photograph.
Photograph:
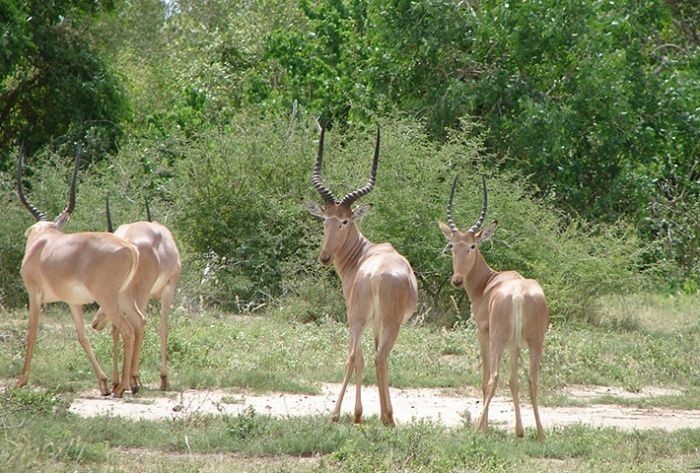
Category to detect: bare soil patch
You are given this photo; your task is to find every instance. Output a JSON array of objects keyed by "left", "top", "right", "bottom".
[{"left": 68, "top": 383, "right": 700, "bottom": 432}]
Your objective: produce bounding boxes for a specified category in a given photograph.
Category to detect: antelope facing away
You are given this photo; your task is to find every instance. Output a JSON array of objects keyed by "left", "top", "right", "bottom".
[
  {"left": 16, "top": 147, "right": 145, "bottom": 397},
  {"left": 91, "top": 196, "right": 181, "bottom": 391},
  {"left": 303, "top": 126, "right": 418, "bottom": 427},
  {"left": 438, "top": 177, "right": 549, "bottom": 441}
]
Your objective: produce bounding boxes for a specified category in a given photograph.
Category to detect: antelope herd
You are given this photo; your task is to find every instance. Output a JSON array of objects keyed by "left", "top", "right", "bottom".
[{"left": 13, "top": 127, "right": 548, "bottom": 440}]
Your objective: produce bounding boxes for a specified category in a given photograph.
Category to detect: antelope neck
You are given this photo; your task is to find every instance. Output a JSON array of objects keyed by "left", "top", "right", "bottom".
[
  {"left": 464, "top": 250, "right": 495, "bottom": 302},
  {"left": 333, "top": 224, "right": 371, "bottom": 284}
]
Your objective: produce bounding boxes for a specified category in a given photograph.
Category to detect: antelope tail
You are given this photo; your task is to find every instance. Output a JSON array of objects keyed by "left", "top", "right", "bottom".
[
  {"left": 513, "top": 294, "right": 524, "bottom": 349},
  {"left": 120, "top": 244, "right": 140, "bottom": 293}
]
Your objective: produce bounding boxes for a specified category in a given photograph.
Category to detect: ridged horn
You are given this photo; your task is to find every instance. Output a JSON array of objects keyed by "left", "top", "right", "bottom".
[
  {"left": 16, "top": 142, "right": 48, "bottom": 222},
  {"left": 467, "top": 176, "right": 488, "bottom": 233},
  {"left": 446, "top": 175, "right": 459, "bottom": 232},
  {"left": 145, "top": 196, "right": 152, "bottom": 222},
  {"left": 105, "top": 194, "right": 114, "bottom": 232},
  {"left": 311, "top": 126, "right": 337, "bottom": 205},
  {"left": 338, "top": 126, "right": 380, "bottom": 208},
  {"left": 54, "top": 148, "right": 81, "bottom": 229}
]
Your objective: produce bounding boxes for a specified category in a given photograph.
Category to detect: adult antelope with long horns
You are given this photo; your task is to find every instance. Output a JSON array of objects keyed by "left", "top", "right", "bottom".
[
  {"left": 92, "top": 196, "right": 181, "bottom": 391},
  {"left": 438, "top": 177, "right": 548, "bottom": 441},
  {"left": 303, "top": 126, "right": 418, "bottom": 427},
  {"left": 16, "top": 146, "right": 145, "bottom": 397}
]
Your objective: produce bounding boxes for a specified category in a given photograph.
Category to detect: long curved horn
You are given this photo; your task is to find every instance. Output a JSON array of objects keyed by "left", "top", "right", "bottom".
[
  {"left": 446, "top": 175, "right": 459, "bottom": 232},
  {"left": 468, "top": 176, "right": 488, "bottom": 233},
  {"left": 311, "top": 126, "right": 337, "bottom": 205},
  {"left": 339, "top": 126, "right": 380, "bottom": 208},
  {"left": 16, "top": 142, "right": 48, "bottom": 221},
  {"left": 105, "top": 194, "right": 114, "bottom": 232},
  {"left": 145, "top": 196, "right": 152, "bottom": 222},
  {"left": 54, "top": 148, "right": 81, "bottom": 228}
]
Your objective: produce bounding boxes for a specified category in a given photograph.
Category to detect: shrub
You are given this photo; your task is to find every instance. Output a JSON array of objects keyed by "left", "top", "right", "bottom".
[{"left": 0, "top": 112, "right": 646, "bottom": 323}]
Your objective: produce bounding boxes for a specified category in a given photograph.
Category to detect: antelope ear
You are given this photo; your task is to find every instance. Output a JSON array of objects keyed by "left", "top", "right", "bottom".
[
  {"left": 303, "top": 199, "right": 324, "bottom": 218},
  {"left": 438, "top": 221, "right": 454, "bottom": 241},
  {"left": 476, "top": 220, "right": 498, "bottom": 243},
  {"left": 352, "top": 203, "right": 372, "bottom": 220}
]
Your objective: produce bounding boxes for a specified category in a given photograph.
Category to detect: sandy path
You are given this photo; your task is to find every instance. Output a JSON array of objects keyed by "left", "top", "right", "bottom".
[{"left": 68, "top": 383, "right": 700, "bottom": 432}]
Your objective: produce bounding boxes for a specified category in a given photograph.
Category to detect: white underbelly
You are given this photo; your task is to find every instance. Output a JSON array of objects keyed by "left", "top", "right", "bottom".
[{"left": 42, "top": 281, "right": 93, "bottom": 305}]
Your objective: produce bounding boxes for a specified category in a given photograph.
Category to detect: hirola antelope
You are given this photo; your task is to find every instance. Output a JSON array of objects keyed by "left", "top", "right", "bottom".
[
  {"left": 16, "top": 146, "right": 145, "bottom": 397},
  {"left": 91, "top": 196, "right": 181, "bottom": 391},
  {"left": 303, "top": 126, "right": 418, "bottom": 426},
  {"left": 438, "top": 177, "right": 549, "bottom": 441}
]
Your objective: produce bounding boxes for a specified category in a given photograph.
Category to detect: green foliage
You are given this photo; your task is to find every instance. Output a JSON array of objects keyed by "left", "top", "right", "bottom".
[
  {"left": 0, "top": 114, "right": 645, "bottom": 323},
  {"left": 0, "top": 0, "right": 128, "bottom": 167},
  {"left": 255, "top": 0, "right": 700, "bottom": 279}
]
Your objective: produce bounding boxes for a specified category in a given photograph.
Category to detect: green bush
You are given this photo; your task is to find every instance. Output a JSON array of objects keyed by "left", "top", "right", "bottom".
[
  {"left": 0, "top": 112, "right": 646, "bottom": 323},
  {"left": 167, "top": 113, "right": 645, "bottom": 322}
]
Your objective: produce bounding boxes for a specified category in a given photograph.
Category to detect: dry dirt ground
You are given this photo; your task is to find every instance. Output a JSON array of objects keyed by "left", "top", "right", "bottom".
[{"left": 68, "top": 383, "right": 700, "bottom": 432}]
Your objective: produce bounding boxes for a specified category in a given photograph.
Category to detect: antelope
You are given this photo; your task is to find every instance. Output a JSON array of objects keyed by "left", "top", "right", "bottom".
[
  {"left": 16, "top": 146, "right": 145, "bottom": 397},
  {"left": 438, "top": 177, "right": 549, "bottom": 441},
  {"left": 91, "top": 196, "right": 181, "bottom": 391},
  {"left": 303, "top": 126, "right": 418, "bottom": 427}
]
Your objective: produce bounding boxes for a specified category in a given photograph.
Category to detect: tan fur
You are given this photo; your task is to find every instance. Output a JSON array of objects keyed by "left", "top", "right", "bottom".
[
  {"left": 309, "top": 203, "right": 418, "bottom": 427},
  {"left": 19, "top": 222, "right": 146, "bottom": 397},
  {"left": 440, "top": 221, "right": 549, "bottom": 441},
  {"left": 92, "top": 221, "right": 181, "bottom": 391}
]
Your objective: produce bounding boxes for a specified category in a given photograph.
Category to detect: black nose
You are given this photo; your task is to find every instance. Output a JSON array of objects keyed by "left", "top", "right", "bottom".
[{"left": 451, "top": 276, "right": 463, "bottom": 288}]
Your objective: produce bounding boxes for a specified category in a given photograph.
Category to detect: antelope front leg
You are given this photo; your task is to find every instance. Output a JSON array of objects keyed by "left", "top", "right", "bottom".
[
  {"left": 159, "top": 283, "right": 177, "bottom": 390},
  {"left": 331, "top": 326, "right": 363, "bottom": 422},
  {"left": 111, "top": 325, "right": 120, "bottom": 391},
  {"left": 18, "top": 293, "right": 42, "bottom": 388},
  {"left": 129, "top": 322, "right": 146, "bottom": 393},
  {"left": 68, "top": 304, "right": 110, "bottom": 396},
  {"left": 110, "top": 315, "right": 136, "bottom": 398},
  {"left": 476, "top": 340, "right": 505, "bottom": 433},
  {"left": 476, "top": 329, "right": 490, "bottom": 426}
]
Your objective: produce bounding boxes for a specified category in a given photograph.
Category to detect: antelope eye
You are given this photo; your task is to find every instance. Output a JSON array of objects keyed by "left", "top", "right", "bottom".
[
  {"left": 470, "top": 245, "right": 476, "bottom": 250},
  {"left": 342, "top": 220, "right": 348, "bottom": 225}
]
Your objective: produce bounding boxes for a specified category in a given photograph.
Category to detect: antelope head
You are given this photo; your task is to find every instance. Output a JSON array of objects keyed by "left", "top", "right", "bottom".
[
  {"left": 17, "top": 144, "right": 81, "bottom": 239},
  {"left": 438, "top": 176, "right": 498, "bottom": 288},
  {"left": 303, "top": 126, "right": 379, "bottom": 266}
]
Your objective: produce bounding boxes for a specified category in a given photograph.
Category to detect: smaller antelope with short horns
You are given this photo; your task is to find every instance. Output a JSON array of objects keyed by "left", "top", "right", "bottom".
[
  {"left": 303, "top": 125, "right": 418, "bottom": 427},
  {"left": 438, "top": 177, "right": 549, "bottom": 441}
]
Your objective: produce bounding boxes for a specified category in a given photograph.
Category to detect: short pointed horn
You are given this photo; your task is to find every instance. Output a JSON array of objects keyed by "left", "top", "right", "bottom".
[
  {"left": 468, "top": 176, "right": 488, "bottom": 233},
  {"left": 16, "top": 142, "right": 48, "bottom": 222},
  {"left": 54, "top": 148, "right": 81, "bottom": 229},
  {"left": 145, "top": 196, "right": 152, "bottom": 222},
  {"left": 339, "top": 126, "right": 380, "bottom": 208},
  {"left": 311, "top": 126, "right": 337, "bottom": 205},
  {"left": 446, "top": 175, "right": 459, "bottom": 232},
  {"left": 105, "top": 194, "right": 114, "bottom": 233}
]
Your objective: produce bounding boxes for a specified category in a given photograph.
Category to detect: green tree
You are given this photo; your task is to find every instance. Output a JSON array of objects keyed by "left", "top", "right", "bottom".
[{"left": 0, "top": 0, "right": 127, "bottom": 167}]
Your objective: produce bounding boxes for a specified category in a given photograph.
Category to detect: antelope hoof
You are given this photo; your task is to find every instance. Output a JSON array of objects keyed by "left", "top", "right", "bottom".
[
  {"left": 113, "top": 385, "right": 126, "bottom": 398},
  {"left": 353, "top": 413, "right": 363, "bottom": 424},
  {"left": 382, "top": 415, "right": 396, "bottom": 428},
  {"left": 17, "top": 375, "right": 28, "bottom": 388},
  {"left": 98, "top": 379, "right": 111, "bottom": 396},
  {"left": 160, "top": 375, "right": 168, "bottom": 391},
  {"left": 331, "top": 414, "right": 340, "bottom": 423},
  {"left": 515, "top": 427, "right": 525, "bottom": 438}
]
